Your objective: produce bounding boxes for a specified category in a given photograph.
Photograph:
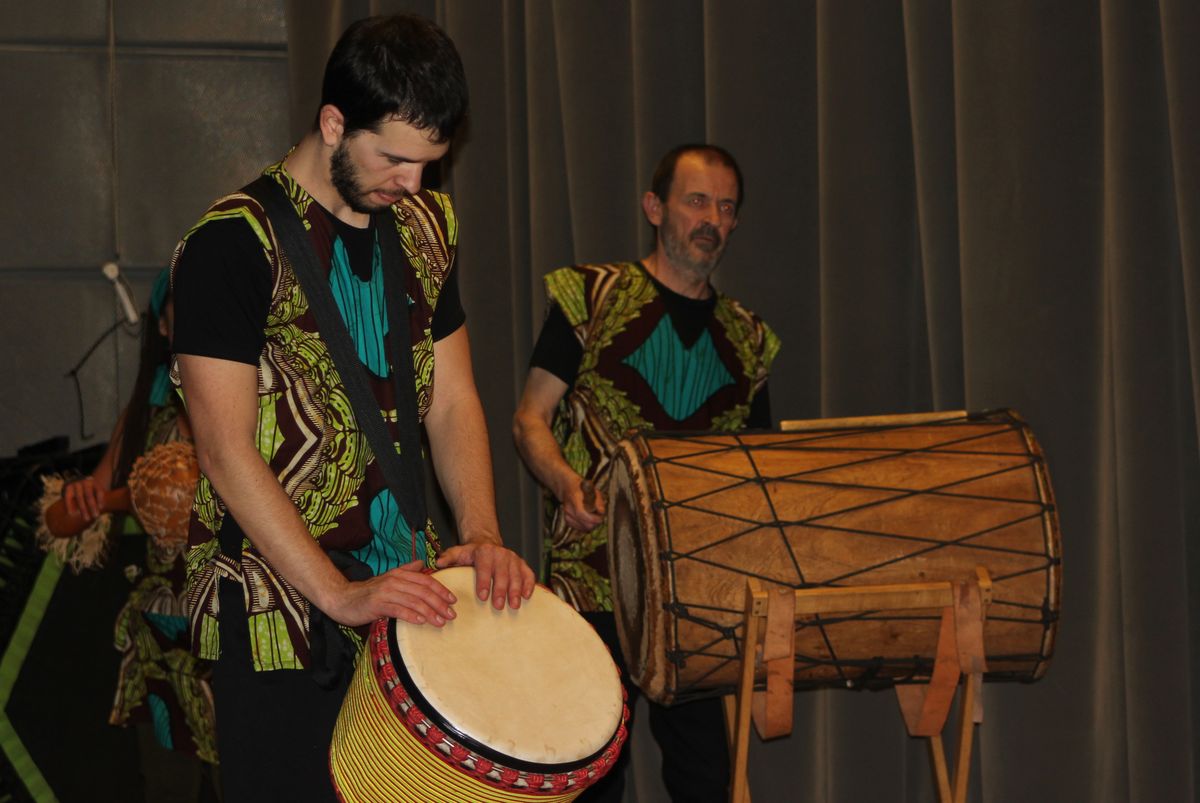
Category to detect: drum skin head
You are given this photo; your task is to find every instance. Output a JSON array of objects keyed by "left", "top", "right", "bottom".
[
  {"left": 392, "top": 566, "right": 624, "bottom": 766},
  {"left": 607, "top": 441, "right": 667, "bottom": 701}
]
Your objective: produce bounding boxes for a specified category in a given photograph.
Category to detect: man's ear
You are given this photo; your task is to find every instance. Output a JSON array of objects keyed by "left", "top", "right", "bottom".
[
  {"left": 642, "top": 191, "right": 664, "bottom": 227},
  {"left": 317, "top": 105, "right": 346, "bottom": 147}
]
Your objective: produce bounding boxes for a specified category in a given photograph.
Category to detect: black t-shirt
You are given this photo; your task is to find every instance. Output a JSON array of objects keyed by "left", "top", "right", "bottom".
[
  {"left": 173, "top": 209, "right": 466, "bottom": 365},
  {"left": 529, "top": 265, "right": 772, "bottom": 428}
]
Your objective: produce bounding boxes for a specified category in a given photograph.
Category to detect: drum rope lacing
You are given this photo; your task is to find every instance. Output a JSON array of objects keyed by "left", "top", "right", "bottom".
[{"left": 644, "top": 411, "right": 1059, "bottom": 694}]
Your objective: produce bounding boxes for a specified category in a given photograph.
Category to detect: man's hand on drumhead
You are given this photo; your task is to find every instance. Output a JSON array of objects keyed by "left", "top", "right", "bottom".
[
  {"left": 437, "top": 543, "right": 536, "bottom": 611},
  {"left": 327, "top": 561, "right": 458, "bottom": 627}
]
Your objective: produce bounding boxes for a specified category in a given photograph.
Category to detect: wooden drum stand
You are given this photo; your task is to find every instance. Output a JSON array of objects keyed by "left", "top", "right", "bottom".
[{"left": 722, "top": 568, "right": 993, "bottom": 803}]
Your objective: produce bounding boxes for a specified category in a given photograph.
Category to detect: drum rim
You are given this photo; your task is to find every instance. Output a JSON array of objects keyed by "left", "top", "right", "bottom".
[{"left": 385, "top": 612, "right": 626, "bottom": 775}]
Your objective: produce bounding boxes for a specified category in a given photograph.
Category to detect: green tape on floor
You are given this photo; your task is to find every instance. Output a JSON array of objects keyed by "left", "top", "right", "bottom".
[{"left": 0, "top": 555, "right": 63, "bottom": 802}]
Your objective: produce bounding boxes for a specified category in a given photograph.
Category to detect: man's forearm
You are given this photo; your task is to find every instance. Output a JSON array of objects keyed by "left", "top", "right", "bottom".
[
  {"left": 195, "top": 439, "right": 348, "bottom": 611},
  {"left": 426, "top": 393, "right": 504, "bottom": 546},
  {"left": 512, "top": 408, "right": 580, "bottom": 504}
]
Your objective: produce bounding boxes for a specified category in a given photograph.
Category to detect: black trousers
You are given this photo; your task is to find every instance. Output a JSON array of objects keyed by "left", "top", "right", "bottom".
[
  {"left": 211, "top": 581, "right": 350, "bottom": 803},
  {"left": 581, "top": 612, "right": 731, "bottom": 803}
]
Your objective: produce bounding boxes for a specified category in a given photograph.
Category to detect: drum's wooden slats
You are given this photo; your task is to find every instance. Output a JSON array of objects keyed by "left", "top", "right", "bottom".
[
  {"left": 661, "top": 486, "right": 1047, "bottom": 538},
  {"left": 981, "top": 561, "right": 1063, "bottom": 588},
  {"left": 669, "top": 521, "right": 1051, "bottom": 580},
  {"left": 776, "top": 514, "right": 1051, "bottom": 567},
  {"left": 741, "top": 445, "right": 811, "bottom": 588},
  {"left": 657, "top": 434, "right": 1029, "bottom": 482},
  {"left": 762, "top": 457, "right": 1044, "bottom": 505}
]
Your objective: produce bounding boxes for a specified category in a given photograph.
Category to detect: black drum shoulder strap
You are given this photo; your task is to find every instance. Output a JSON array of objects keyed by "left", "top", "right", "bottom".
[{"left": 243, "top": 175, "right": 428, "bottom": 547}]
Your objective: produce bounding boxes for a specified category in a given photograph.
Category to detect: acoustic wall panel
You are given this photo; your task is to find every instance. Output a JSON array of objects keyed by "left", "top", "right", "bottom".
[
  {"left": 0, "top": 51, "right": 114, "bottom": 270},
  {"left": 114, "top": 53, "right": 290, "bottom": 266}
]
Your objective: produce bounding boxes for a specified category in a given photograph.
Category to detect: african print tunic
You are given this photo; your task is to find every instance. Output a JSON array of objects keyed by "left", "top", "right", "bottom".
[
  {"left": 109, "top": 403, "right": 217, "bottom": 763},
  {"left": 170, "top": 159, "right": 456, "bottom": 672},
  {"left": 543, "top": 262, "right": 780, "bottom": 612}
]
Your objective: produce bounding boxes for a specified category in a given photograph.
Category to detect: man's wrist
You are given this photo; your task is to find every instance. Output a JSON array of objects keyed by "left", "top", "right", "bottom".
[
  {"left": 460, "top": 530, "right": 504, "bottom": 547},
  {"left": 552, "top": 466, "right": 582, "bottom": 504},
  {"left": 310, "top": 571, "right": 349, "bottom": 615}
]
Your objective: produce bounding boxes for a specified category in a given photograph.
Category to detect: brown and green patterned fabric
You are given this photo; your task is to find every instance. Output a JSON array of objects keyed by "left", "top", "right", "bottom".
[
  {"left": 543, "top": 262, "right": 780, "bottom": 612},
  {"left": 108, "top": 402, "right": 217, "bottom": 763},
  {"left": 170, "top": 159, "right": 456, "bottom": 672}
]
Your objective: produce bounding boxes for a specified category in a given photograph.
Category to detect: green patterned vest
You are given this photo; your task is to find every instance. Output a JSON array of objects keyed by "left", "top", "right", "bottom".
[
  {"left": 171, "top": 160, "right": 458, "bottom": 671},
  {"left": 543, "top": 262, "right": 780, "bottom": 612}
]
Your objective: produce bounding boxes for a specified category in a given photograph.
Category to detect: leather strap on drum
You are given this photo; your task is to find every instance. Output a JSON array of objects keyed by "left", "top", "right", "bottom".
[
  {"left": 895, "top": 580, "right": 988, "bottom": 737},
  {"left": 243, "top": 176, "right": 429, "bottom": 542},
  {"left": 752, "top": 587, "right": 795, "bottom": 740},
  {"left": 955, "top": 577, "right": 988, "bottom": 724}
]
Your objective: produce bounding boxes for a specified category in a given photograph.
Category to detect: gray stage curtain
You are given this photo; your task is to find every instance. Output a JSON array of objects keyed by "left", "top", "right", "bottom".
[{"left": 286, "top": 2, "right": 1199, "bottom": 800}]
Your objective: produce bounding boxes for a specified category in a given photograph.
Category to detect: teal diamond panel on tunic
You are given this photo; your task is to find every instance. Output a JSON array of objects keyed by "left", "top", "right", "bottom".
[
  {"left": 352, "top": 488, "right": 426, "bottom": 575},
  {"left": 621, "top": 316, "right": 735, "bottom": 421},
  {"left": 329, "top": 234, "right": 389, "bottom": 378}
]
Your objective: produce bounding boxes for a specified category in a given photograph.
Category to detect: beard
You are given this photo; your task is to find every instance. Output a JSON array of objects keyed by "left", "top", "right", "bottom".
[
  {"left": 330, "top": 140, "right": 393, "bottom": 214},
  {"left": 659, "top": 212, "right": 726, "bottom": 279}
]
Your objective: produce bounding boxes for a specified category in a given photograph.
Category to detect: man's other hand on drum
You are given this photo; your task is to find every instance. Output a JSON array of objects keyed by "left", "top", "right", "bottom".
[{"left": 439, "top": 540, "right": 537, "bottom": 612}]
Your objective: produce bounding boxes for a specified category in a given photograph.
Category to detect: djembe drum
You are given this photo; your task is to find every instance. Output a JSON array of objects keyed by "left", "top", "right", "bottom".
[
  {"left": 607, "top": 409, "right": 1061, "bottom": 705},
  {"left": 329, "top": 566, "right": 628, "bottom": 803}
]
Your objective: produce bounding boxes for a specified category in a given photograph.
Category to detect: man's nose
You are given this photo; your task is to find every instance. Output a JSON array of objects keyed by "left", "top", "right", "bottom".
[{"left": 392, "top": 164, "right": 424, "bottom": 194}]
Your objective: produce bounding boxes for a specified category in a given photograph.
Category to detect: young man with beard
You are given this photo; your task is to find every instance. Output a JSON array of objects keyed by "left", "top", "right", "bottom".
[
  {"left": 513, "top": 144, "right": 780, "bottom": 801},
  {"left": 170, "top": 15, "right": 534, "bottom": 802}
]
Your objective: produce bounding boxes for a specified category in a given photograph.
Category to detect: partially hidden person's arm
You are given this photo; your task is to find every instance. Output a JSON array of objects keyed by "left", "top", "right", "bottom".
[
  {"left": 62, "top": 408, "right": 126, "bottom": 521},
  {"left": 422, "top": 325, "right": 535, "bottom": 609},
  {"left": 178, "top": 353, "right": 457, "bottom": 627},
  {"left": 512, "top": 366, "right": 605, "bottom": 532}
]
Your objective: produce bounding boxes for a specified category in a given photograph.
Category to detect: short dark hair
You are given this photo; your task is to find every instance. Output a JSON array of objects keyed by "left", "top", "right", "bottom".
[
  {"left": 319, "top": 14, "right": 469, "bottom": 141},
  {"left": 650, "top": 144, "right": 744, "bottom": 211}
]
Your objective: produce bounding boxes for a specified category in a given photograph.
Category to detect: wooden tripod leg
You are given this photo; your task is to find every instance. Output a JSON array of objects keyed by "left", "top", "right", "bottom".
[
  {"left": 952, "top": 672, "right": 981, "bottom": 803},
  {"left": 928, "top": 734, "right": 952, "bottom": 803},
  {"left": 729, "top": 580, "right": 764, "bottom": 803},
  {"left": 723, "top": 695, "right": 752, "bottom": 803}
]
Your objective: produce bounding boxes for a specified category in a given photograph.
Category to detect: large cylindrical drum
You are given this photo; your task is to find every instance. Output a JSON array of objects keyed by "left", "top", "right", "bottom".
[
  {"left": 607, "top": 409, "right": 1061, "bottom": 705},
  {"left": 329, "top": 567, "right": 628, "bottom": 802}
]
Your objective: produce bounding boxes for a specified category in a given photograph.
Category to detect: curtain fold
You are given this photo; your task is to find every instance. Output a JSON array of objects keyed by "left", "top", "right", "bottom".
[
  {"left": 1098, "top": 4, "right": 1192, "bottom": 801},
  {"left": 1159, "top": 0, "right": 1200, "bottom": 455},
  {"left": 284, "top": 2, "right": 1199, "bottom": 799},
  {"left": 901, "top": 0, "right": 963, "bottom": 411}
]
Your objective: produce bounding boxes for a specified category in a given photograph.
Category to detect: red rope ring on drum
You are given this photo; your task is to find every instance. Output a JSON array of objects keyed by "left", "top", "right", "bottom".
[{"left": 369, "top": 619, "right": 626, "bottom": 795}]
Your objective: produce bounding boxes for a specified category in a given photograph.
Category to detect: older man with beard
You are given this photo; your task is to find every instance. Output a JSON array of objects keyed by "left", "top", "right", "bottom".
[{"left": 513, "top": 144, "right": 780, "bottom": 802}]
